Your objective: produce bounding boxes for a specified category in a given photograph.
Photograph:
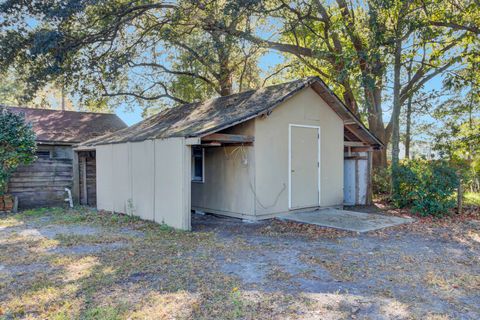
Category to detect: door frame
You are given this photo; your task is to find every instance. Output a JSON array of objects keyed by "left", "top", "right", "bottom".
[{"left": 288, "top": 124, "right": 321, "bottom": 210}]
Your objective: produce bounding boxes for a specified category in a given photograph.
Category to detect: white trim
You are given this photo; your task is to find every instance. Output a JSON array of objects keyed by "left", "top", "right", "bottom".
[
  {"left": 185, "top": 137, "right": 201, "bottom": 145},
  {"left": 288, "top": 124, "right": 321, "bottom": 210},
  {"left": 191, "top": 147, "right": 205, "bottom": 183}
]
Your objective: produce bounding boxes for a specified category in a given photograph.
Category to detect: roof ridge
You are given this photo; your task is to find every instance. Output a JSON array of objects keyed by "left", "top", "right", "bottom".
[{"left": 1, "top": 105, "right": 118, "bottom": 116}]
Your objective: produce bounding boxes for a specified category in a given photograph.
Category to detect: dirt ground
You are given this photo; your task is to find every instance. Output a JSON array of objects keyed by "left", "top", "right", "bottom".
[{"left": 0, "top": 207, "right": 479, "bottom": 319}]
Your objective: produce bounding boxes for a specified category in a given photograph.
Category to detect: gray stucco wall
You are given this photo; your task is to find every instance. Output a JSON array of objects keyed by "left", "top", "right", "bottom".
[
  {"left": 191, "top": 121, "right": 256, "bottom": 218},
  {"left": 191, "top": 87, "right": 344, "bottom": 220},
  {"left": 254, "top": 87, "right": 344, "bottom": 217}
]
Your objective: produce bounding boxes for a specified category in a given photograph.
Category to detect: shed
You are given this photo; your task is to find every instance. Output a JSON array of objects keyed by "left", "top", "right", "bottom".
[
  {"left": 80, "top": 77, "right": 383, "bottom": 230},
  {"left": 2, "top": 106, "right": 127, "bottom": 208}
]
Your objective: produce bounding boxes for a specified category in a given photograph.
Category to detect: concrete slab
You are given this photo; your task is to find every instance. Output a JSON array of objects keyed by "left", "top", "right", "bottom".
[{"left": 279, "top": 208, "right": 414, "bottom": 233}]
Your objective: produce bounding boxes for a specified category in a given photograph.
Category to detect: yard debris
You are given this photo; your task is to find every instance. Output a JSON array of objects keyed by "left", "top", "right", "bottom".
[
  {"left": 262, "top": 219, "right": 354, "bottom": 239},
  {"left": 0, "top": 206, "right": 479, "bottom": 319}
]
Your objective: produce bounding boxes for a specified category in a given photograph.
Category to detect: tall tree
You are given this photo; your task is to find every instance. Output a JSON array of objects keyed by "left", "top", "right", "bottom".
[
  {"left": 0, "top": 68, "right": 73, "bottom": 109},
  {"left": 208, "top": 0, "right": 477, "bottom": 167},
  {"left": 401, "top": 89, "right": 440, "bottom": 159},
  {"left": 0, "top": 0, "right": 263, "bottom": 113},
  {"left": 385, "top": 0, "right": 466, "bottom": 193},
  {"left": 433, "top": 58, "right": 480, "bottom": 158}
]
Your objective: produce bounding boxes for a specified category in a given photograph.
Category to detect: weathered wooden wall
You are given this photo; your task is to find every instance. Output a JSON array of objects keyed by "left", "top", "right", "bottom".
[
  {"left": 78, "top": 151, "right": 97, "bottom": 207},
  {"left": 8, "top": 158, "right": 73, "bottom": 209},
  {"left": 343, "top": 151, "right": 372, "bottom": 205}
]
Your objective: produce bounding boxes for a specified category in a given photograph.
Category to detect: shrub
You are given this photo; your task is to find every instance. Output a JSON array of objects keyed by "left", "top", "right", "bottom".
[
  {"left": 0, "top": 108, "right": 37, "bottom": 194},
  {"left": 449, "top": 157, "right": 480, "bottom": 193},
  {"left": 372, "top": 166, "right": 391, "bottom": 196},
  {"left": 392, "top": 160, "right": 459, "bottom": 216}
]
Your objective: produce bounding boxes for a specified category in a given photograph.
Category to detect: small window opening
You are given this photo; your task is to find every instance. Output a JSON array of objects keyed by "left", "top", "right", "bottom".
[
  {"left": 36, "top": 150, "right": 51, "bottom": 159},
  {"left": 192, "top": 147, "right": 204, "bottom": 183}
]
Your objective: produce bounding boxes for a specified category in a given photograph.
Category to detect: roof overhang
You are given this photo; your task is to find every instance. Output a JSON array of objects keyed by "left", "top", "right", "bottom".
[
  {"left": 310, "top": 80, "right": 384, "bottom": 149},
  {"left": 80, "top": 77, "right": 384, "bottom": 149},
  {"left": 36, "top": 140, "right": 75, "bottom": 146}
]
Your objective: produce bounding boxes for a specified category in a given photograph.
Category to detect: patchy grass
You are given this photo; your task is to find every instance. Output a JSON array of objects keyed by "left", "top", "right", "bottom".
[
  {"left": 464, "top": 192, "right": 480, "bottom": 206},
  {"left": 424, "top": 271, "right": 480, "bottom": 293},
  {"left": 0, "top": 207, "right": 479, "bottom": 319},
  {"left": 300, "top": 255, "right": 358, "bottom": 282},
  {"left": 0, "top": 208, "right": 244, "bottom": 319},
  {"left": 17, "top": 206, "right": 143, "bottom": 227},
  {"left": 83, "top": 305, "right": 126, "bottom": 320}
]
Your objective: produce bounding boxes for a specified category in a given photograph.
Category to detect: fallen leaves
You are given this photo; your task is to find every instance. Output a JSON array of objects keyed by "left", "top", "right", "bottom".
[
  {"left": 261, "top": 219, "right": 354, "bottom": 239},
  {"left": 1, "top": 206, "right": 479, "bottom": 319}
]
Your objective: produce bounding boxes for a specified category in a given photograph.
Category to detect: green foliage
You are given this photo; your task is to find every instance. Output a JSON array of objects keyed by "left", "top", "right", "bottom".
[
  {"left": 447, "top": 157, "right": 480, "bottom": 193},
  {"left": 0, "top": 0, "right": 263, "bottom": 112},
  {"left": 372, "top": 166, "right": 391, "bottom": 196},
  {"left": 0, "top": 108, "right": 37, "bottom": 194},
  {"left": 464, "top": 192, "right": 480, "bottom": 207},
  {"left": 432, "top": 59, "right": 480, "bottom": 192},
  {"left": 82, "top": 306, "right": 124, "bottom": 320},
  {"left": 392, "top": 160, "right": 459, "bottom": 216}
]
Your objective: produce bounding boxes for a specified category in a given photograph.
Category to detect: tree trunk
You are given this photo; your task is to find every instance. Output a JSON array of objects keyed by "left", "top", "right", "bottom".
[
  {"left": 405, "top": 94, "right": 412, "bottom": 159},
  {"left": 218, "top": 51, "right": 233, "bottom": 96},
  {"left": 404, "top": 45, "right": 414, "bottom": 159},
  {"left": 212, "top": 30, "right": 234, "bottom": 97},
  {"left": 219, "top": 73, "right": 233, "bottom": 96},
  {"left": 373, "top": 148, "right": 388, "bottom": 169},
  {"left": 367, "top": 85, "right": 389, "bottom": 168},
  {"left": 391, "top": 37, "right": 403, "bottom": 194}
]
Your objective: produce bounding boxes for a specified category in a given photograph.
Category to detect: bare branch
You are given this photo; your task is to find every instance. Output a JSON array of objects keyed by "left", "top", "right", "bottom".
[{"left": 428, "top": 21, "right": 480, "bottom": 35}]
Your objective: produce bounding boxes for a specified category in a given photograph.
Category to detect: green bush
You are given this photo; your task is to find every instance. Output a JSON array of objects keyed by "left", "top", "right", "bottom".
[
  {"left": 392, "top": 160, "right": 459, "bottom": 216},
  {"left": 448, "top": 157, "right": 480, "bottom": 193},
  {"left": 0, "top": 108, "right": 37, "bottom": 194},
  {"left": 372, "top": 166, "right": 391, "bottom": 196}
]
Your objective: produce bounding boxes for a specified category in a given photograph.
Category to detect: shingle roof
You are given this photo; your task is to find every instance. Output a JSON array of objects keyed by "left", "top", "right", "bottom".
[
  {"left": 1, "top": 106, "right": 127, "bottom": 144},
  {"left": 83, "top": 77, "right": 383, "bottom": 148}
]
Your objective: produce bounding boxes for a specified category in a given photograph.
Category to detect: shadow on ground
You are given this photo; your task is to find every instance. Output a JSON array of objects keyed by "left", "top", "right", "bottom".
[{"left": 0, "top": 208, "right": 479, "bottom": 319}]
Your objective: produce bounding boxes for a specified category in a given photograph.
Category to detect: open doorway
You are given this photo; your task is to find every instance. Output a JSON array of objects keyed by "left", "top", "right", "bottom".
[{"left": 77, "top": 150, "right": 97, "bottom": 207}]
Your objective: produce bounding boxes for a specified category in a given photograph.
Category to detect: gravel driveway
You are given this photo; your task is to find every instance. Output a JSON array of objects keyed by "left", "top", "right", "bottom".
[{"left": 0, "top": 207, "right": 479, "bottom": 319}]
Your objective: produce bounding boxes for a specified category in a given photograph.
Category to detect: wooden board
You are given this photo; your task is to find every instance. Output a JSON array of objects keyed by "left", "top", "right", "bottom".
[
  {"left": 8, "top": 158, "right": 73, "bottom": 209},
  {"left": 202, "top": 133, "right": 254, "bottom": 144},
  {"left": 78, "top": 151, "right": 97, "bottom": 207}
]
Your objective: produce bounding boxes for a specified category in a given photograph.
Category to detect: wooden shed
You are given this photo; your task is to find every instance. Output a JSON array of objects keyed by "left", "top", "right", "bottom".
[{"left": 3, "top": 106, "right": 127, "bottom": 209}]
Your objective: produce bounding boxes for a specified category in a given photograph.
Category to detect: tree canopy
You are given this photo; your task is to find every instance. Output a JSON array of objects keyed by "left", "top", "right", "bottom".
[
  {"left": 0, "top": 0, "right": 264, "bottom": 114},
  {"left": 0, "top": 0, "right": 478, "bottom": 167}
]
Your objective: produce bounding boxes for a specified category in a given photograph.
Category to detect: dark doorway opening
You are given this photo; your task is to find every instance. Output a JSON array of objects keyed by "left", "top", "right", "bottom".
[{"left": 78, "top": 151, "right": 97, "bottom": 206}]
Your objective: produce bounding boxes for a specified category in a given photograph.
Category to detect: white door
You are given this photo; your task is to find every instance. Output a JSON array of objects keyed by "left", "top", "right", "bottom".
[
  {"left": 289, "top": 125, "right": 320, "bottom": 209},
  {"left": 344, "top": 159, "right": 356, "bottom": 205}
]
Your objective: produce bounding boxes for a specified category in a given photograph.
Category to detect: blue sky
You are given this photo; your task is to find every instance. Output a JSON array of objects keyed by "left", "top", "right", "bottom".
[
  {"left": 115, "top": 50, "right": 445, "bottom": 128},
  {"left": 116, "top": 50, "right": 286, "bottom": 126},
  {"left": 19, "top": 14, "right": 447, "bottom": 133}
]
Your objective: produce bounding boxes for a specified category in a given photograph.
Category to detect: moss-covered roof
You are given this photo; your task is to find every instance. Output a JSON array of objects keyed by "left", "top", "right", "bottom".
[{"left": 83, "top": 77, "right": 383, "bottom": 148}]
